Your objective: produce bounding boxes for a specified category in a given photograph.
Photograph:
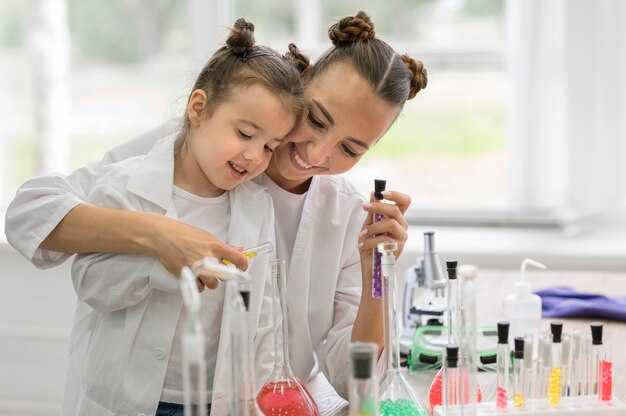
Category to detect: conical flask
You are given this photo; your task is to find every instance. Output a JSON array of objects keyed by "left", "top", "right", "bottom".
[
  {"left": 256, "top": 259, "right": 319, "bottom": 416},
  {"left": 377, "top": 243, "right": 427, "bottom": 416},
  {"left": 179, "top": 266, "right": 208, "bottom": 416}
]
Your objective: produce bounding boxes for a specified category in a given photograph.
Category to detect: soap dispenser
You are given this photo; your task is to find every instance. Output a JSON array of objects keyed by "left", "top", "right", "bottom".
[{"left": 503, "top": 259, "right": 546, "bottom": 356}]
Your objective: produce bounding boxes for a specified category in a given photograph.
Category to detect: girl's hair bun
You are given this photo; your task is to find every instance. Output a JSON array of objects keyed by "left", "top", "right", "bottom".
[
  {"left": 328, "top": 11, "right": 376, "bottom": 47},
  {"left": 284, "top": 43, "right": 311, "bottom": 74},
  {"left": 227, "top": 18, "right": 256, "bottom": 55},
  {"left": 401, "top": 54, "right": 428, "bottom": 99}
]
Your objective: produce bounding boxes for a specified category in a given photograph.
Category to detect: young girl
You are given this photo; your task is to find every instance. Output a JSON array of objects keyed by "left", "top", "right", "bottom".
[{"left": 68, "top": 19, "right": 304, "bottom": 415}]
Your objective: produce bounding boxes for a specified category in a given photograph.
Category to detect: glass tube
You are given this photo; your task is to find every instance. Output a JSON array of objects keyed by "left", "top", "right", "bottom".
[{"left": 348, "top": 343, "right": 380, "bottom": 416}]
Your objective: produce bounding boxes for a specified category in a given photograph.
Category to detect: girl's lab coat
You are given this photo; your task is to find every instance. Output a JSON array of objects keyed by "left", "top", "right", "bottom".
[
  {"left": 5, "top": 119, "right": 367, "bottom": 402},
  {"left": 69, "top": 135, "right": 275, "bottom": 415}
]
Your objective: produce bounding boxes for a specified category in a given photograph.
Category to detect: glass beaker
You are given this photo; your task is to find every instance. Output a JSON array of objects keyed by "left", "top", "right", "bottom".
[
  {"left": 256, "top": 259, "right": 319, "bottom": 416},
  {"left": 377, "top": 242, "right": 427, "bottom": 416}
]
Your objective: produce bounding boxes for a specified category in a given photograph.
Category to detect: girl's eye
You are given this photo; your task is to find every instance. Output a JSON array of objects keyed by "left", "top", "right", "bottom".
[
  {"left": 264, "top": 145, "right": 274, "bottom": 153},
  {"left": 307, "top": 112, "right": 325, "bottom": 130},
  {"left": 341, "top": 144, "right": 358, "bottom": 158},
  {"left": 238, "top": 130, "right": 252, "bottom": 139}
]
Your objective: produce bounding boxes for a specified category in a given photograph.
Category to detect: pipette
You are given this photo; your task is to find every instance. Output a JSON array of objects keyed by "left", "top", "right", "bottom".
[{"left": 222, "top": 242, "right": 274, "bottom": 265}]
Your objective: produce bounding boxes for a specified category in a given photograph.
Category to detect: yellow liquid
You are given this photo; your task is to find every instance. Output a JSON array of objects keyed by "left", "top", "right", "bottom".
[{"left": 222, "top": 252, "right": 257, "bottom": 265}]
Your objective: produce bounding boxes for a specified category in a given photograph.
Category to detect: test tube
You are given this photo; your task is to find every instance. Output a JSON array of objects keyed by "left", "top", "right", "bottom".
[
  {"left": 371, "top": 179, "right": 386, "bottom": 298},
  {"left": 537, "top": 334, "right": 552, "bottom": 410},
  {"left": 496, "top": 321, "right": 510, "bottom": 411},
  {"left": 443, "top": 345, "right": 460, "bottom": 410},
  {"left": 513, "top": 337, "right": 525, "bottom": 408},
  {"left": 591, "top": 323, "right": 613, "bottom": 402},
  {"left": 522, "top": 333, "right": 535, "bottom": 401},
  {"left": 222, "top": 241, "right": 274, "bottom": 265},
  {"left": 549, "top": 322, "right": 563, "bottom": 407}
]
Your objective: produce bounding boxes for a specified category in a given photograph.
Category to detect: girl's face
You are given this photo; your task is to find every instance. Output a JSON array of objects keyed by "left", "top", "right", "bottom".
[
  {"left": 268, "top": 61, "right": 401, "bottom": 193},
  {"left": 177, "top": 84, "right": 296, "bottom": 197}
]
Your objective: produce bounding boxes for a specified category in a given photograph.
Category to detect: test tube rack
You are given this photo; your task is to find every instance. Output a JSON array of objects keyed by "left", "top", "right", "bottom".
[{"left": 433, "top": 396, "right": 626, "bottom": 416}]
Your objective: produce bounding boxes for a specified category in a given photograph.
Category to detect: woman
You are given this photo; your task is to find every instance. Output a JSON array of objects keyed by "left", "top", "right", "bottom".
[{"left": 5, "top": 10, "right": 427, "bottom": 408}]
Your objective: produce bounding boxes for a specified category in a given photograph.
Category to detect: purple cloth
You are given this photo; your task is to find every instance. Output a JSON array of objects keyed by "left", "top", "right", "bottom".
[{"left": 535, "top": 287, "right": 626, "bottom": 321}]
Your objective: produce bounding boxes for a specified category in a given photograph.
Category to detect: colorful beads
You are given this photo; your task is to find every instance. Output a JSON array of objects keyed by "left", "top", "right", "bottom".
[{"left": 379, "top": 399, "right": 426, "bottom": 416}]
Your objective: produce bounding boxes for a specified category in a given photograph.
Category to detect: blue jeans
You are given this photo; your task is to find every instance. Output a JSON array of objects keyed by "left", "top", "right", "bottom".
[{"left": 156, "top": 401, "right": 212, "bottom": 416}]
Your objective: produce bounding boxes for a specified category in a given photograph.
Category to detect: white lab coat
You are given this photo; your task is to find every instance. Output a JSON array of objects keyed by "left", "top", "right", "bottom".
[
  {"left": 69, "top": 134, "right": 275, "bottom": 415},
  {"left": 4, "top": 119, "right": 367, "bottom": 401}
]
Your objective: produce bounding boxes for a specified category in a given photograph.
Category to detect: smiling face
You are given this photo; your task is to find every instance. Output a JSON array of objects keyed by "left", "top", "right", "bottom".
[
  {"left": 266, "top": 61, "right": 401, "bottom": 193},
  {"left": 174, "top": 83, "right": 296, "bottom": 197}
]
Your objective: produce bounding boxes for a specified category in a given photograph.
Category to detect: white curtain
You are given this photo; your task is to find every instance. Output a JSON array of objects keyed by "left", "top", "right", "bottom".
[{"left": 506, "top": 0, "right": 626, "bottom": 217}]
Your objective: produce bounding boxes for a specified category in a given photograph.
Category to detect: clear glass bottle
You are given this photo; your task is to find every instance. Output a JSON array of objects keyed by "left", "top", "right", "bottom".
[
  {"left": 348, "top": 343, "right": 380, "bottom": 416},
  {"left": 256, "top": 259, "right": 319, "bottom": 416},
  {"left": 496, "top": 321, "right": 510, "bottom": 410},
  {"left": 378, "top": 242, "right": 427, "bottom": 416}
]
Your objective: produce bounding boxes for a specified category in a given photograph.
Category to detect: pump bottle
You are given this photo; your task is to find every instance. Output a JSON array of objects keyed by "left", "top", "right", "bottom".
[{"left": 503, "top": 259, "right": 546, "bottom": 355}]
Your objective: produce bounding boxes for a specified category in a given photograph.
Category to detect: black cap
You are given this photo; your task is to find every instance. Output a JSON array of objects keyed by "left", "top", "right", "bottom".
[
  {"left": 351, "top": 347, "right": 374, "bottom": 379},
  {"left": 497, "top": 321, "right": 510, "bottom": 345},
  {"left": 591, "top": 322, "right": 603, "bottom": 345},
  {"left": 239, "top": 290, "right": 250, "bottom": 311},
  {"left": 446, "top": 260, "right": 458, "bottom": 280},
  {"left": 374, "top": 179, "right": 386, "bottom": 200},
  {"left": 551, "top": 321, "right": 563, "bottom": 343},
  {"left": 514, "top": 337, "right": 524, "bottom": 359},
  {"left": 446, "top": 345, "right": 459, "bottom": 368}
]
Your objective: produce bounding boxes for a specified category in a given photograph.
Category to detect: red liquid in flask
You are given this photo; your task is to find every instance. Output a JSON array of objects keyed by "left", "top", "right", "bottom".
[{"left": 257, "top": 380, "right": 319, "bottom": 416}]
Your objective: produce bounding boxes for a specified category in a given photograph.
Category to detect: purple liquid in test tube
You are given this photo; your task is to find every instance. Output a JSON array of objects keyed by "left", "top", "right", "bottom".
[{"left": 371, "top": 179, "right": 386, "bottom": 298}]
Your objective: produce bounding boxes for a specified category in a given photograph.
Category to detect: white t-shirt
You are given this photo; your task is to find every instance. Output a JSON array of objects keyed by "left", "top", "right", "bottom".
[
  {"left": 160, "top": 186, "right": 230, "bottom": 404},
  {"left": 258, "top": 174, "right": 307, "bottom": 272}
]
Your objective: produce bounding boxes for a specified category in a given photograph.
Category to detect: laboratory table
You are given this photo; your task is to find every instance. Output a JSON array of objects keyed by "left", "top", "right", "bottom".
[{"left": 309, "top": 269, "right": 626, "bottom": 415}]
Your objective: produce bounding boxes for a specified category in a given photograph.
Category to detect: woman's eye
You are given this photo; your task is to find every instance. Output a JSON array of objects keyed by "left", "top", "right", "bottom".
[
  {"left": 307, "top": 112, "right": 325, "bottom": 129},
  {"left": 238, "top": 130, "right": 252, "bottom": 139},
  {"left": 264, "top": 145, "right": 274, "bottom": 153},
  {"left": 341, "top": 144, "right": 358, "bottom": 158}
]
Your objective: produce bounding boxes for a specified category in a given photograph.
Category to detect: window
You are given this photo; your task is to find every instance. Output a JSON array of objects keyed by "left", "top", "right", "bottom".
[{"left": 2, "top": 0, "right": 625, "bottom": 226}]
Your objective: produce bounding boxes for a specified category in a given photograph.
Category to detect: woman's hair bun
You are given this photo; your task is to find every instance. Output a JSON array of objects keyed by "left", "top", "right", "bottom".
[
  {"left": 227, "top": 18, "right": 256, "bottom": 55},
  {"left": 284, "top": 43, "right": 311, "bottom": 74},
  {"left": 401, "top": 54, "right": 428, "bottom": 99},
  {"left": 328, "top": 11, "right": 376, "bottom": 47}
]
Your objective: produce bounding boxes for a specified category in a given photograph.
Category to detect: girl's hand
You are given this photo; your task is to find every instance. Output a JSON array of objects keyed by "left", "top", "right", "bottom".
[
  {"left": 147, "top": 215, "right": 248, "bottom": 290},
  {"left": 357, "top": 190, "right": 411, "bottom": 262}
]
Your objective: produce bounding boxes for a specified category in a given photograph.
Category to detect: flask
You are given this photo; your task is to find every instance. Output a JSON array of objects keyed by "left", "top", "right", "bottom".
[
  {"left": 256, "top": 259, "right": 319, "bottom": 415},
  {"left": 377, "top": 242, "right": 427, "bottom": 416}
]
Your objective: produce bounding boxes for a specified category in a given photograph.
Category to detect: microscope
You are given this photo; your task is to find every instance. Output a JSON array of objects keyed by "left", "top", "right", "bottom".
[{"left": 402, "top": 232, "right": 448, "bottom": 337}]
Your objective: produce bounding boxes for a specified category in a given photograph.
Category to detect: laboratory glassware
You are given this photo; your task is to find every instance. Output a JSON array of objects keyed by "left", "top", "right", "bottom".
[
  {"left": 496, "top": 321, "right": 510, "bottom": 410},
  {"left": 180, "top": 266, "right": 208, "bottom": 416},
  {"left": 256, "top": 259, "right": 319, "bottom": 416},
  {"left": 222, "top": 241, "right": 274, "bottom": 265},
  {"left": 371, "top": 179, "right": 386, "bottom": 298},
  {"left": 348, "top": 343, "right": 380, "bottom": 416},
  {"left": 513, "top": 337, "right": 525, "bottom": 408},
  {"left": 591, "top": 323, "right": 613, "bottom": 402},
  {"left": 549, "top": 322, "right": 563, "bottom": 407},
  {"left": 225, "top": 277, "right": 265, "bottom": 416},
  {"left": 377, "top": 242, "right": 427, "bottom": 416}
]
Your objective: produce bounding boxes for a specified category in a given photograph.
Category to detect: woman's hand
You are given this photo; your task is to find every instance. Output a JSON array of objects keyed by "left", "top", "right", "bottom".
[{"left": 357, "top": 190, "right": 411, "bottom": 263}]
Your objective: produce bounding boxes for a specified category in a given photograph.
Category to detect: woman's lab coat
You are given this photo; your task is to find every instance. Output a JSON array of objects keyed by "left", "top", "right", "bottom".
[
  {"left": 5, "top": 119, "right": 367, "bottom": 401},
  {"left": 69, "top": 135, "right": 275, "bottom": 415}
]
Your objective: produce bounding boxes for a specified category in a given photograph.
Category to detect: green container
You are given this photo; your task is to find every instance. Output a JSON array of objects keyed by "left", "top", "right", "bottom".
[{"left": 407, "top": 325, "right": 498, "bottom": 373}]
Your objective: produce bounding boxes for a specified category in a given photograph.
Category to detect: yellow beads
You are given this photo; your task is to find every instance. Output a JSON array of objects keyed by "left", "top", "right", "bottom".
[
  {"left": 549, "top": 367, "right": 562, "bottom": 405},
  {"left": 513, "top": 393, "right": 524, "bottom": 407}
]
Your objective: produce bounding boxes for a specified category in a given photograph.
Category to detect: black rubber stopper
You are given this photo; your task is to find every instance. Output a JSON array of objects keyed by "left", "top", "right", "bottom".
[
  {"left": 351, "top": 348, "right": 374, "bottom": 379},
  {"left": 239, "top": 290, "right": 250, "bottom": 311},
  {"left": 446, "top": 260, "right": 458, "bottom": 280},
  {"left": 446, "top": 345, "right": 459, "bottom": 368},
  {"left": 551, "top": 321, "right": 563, "bottom": 343},
  {"left": 591, "top": 322, "right": 603, "bottom": 345},
  {"left": 497, "top": 321, "right": 510, "bottom": 345},
  {"left": 514, "top": 337, "right": 524, "bottom": 359},
  {"left": 374, "top": 179, "right": 386, "bottom": 200}
]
